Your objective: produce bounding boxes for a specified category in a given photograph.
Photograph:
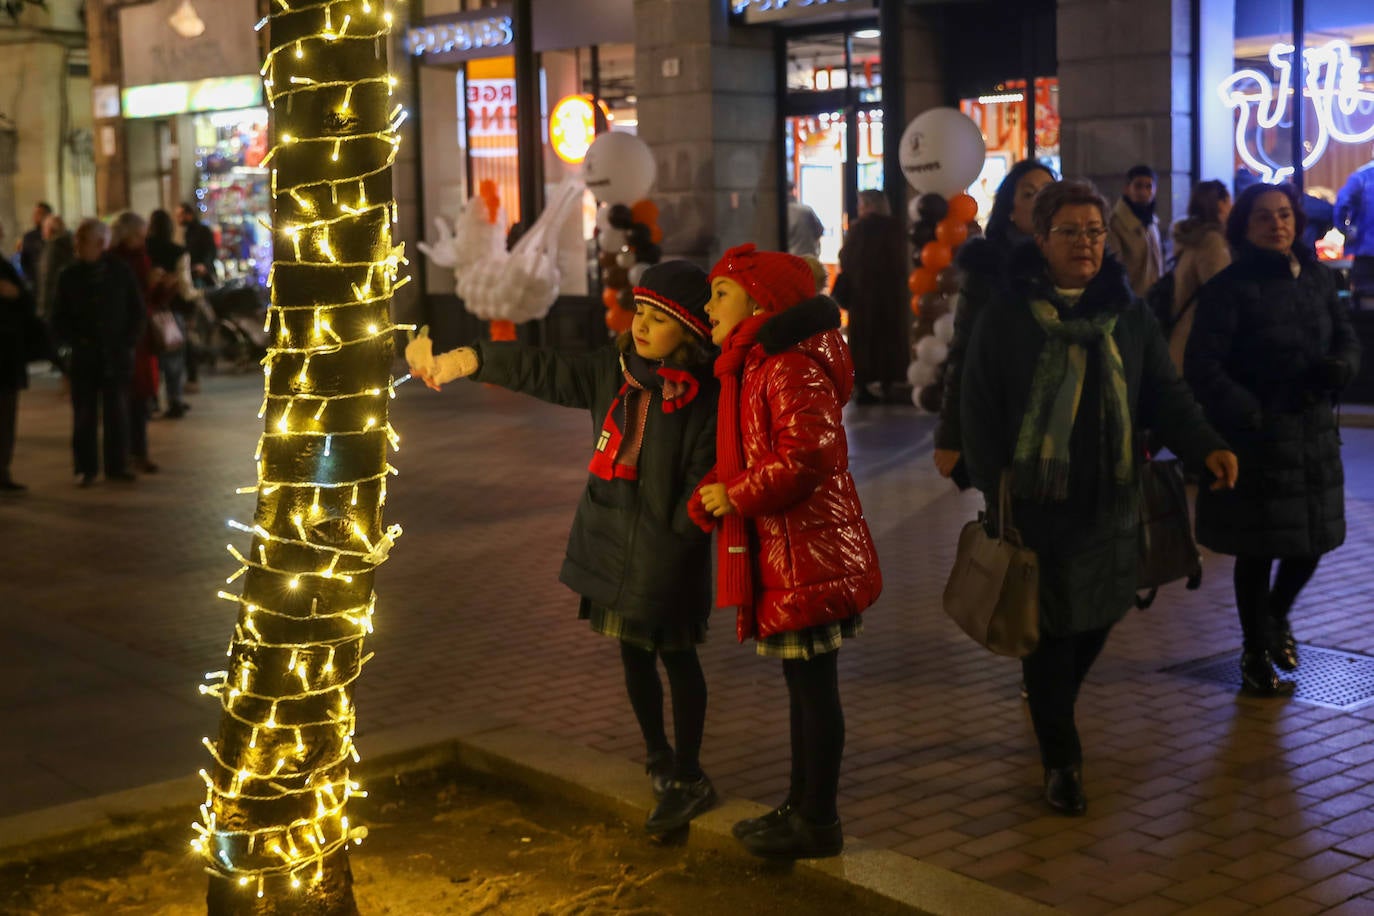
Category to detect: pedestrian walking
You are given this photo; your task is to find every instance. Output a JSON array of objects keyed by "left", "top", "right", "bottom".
[
  {"left": 50, "top": 219, "right": 144, "bottom": 486},
  {"left": 1165, "top": 179, "right": 1231, "bottom": 372},
  {"left": 935, "top": 159, "right": 1057, "bottom": 482},
  {"left": 108, "top": 212, "right": 160, "bottom": 473},
  {"left": 832, "top": 190, "right": 908, "bottom": 404},
  {"left": 36, "top": 214, "right": 75, "bottom": 324},
  {"left": 0, "top": 228, "right": 37, "bottom": 491},
  {"left": 693, "top": 243, "right": 882, "bottom": 859},
  {"left": 147, "top": 209, "right": 194, "bottom": 418},
  {"left": 406, "top": 261, "right": 722, "bottom": 835},
  {"left": 1107, "top": 165, "right": 1165, "bottom": 298},
  {"left": 1185, "top": 182, "right": 1361, "bottom": 696},
  {"left": 16, "top": 201, "right": 52, "bottom": 285},
  {"left": 960, "top": 180, "right": 1235, "bottom": 815},
  {"left": 1335, "top": 151, "right": 1374, "bottom": 309}
]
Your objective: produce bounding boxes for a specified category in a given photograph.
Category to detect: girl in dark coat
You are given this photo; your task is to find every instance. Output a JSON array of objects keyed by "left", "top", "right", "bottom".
[
  {"left": 1185, "top": 182, "right": 1361, "bottom": 696},
  {"left": 692, "top": 244, "right": 882, "bottom": 860},
  {"left": 961, "top": 181, "right": 1236, "bottom": 816},
  {"left": 406, "top": 261, "right": 721, "bottom": 835},
  {"left": 935, "top": 160, "right": 1057, "bottom": 483}
]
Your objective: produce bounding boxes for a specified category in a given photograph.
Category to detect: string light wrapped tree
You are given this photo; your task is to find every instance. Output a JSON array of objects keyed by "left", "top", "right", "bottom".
[{"left": 191, "top": 0, "right": 409, "bottom": 911}]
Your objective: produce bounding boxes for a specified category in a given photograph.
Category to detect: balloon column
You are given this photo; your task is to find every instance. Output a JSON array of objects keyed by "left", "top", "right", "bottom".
[
  {"left": 583, "top": 131, "right": 662, "bottom": 333},
  {"left": 896, "top": 107, "right": 986, "bottom": 410}
]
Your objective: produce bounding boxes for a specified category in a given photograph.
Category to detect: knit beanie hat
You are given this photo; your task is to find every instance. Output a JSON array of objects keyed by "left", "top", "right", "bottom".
[
  {"left": 707, "top": 243, "right": 817, "bottom": 314},
  {"left": 633, "top": 260, "right": 711, "bottom": 341}
]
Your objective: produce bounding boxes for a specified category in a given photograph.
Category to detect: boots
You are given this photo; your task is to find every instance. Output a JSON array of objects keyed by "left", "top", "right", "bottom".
[
  {"left": 1269, "top": 626, "right": 1299, "bottom": 672},
  {"left": 1240, "top": 650, "right": 1295, "bottom": 697},
  {"left": 1043, "top": 765, "right": 1087, "bottom": 816}
]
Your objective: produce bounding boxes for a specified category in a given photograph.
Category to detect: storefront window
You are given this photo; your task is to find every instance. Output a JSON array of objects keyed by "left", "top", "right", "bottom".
[
  {"left": 848, "top": 30, "right": 881, "bottom": 103},
  {"left": 786, "top": 33, "right": 848, "bottom": 94},
  {"left": 464, "top": 56, "right": 520, "bottom": 231},
  {"left": 192, "top": 107, "right": 271, "bottom": 286},
  {"left": 959, "top": 77, "right": 1060, "bottom": 226}
]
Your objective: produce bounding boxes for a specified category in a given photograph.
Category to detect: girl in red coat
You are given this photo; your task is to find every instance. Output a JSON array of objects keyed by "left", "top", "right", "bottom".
[{"left": 691, "top": 244, "right": 882, "bottom": 859}]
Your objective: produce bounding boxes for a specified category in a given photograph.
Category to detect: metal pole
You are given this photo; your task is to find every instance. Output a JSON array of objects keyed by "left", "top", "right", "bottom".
[
  {"left": 879, "top": 0, "right": 904, "bottom": 215},
  {"left": 1189, "top": 0, "right": 1201, "bottom": 185},
  {"left": 1291, "top": 0, "right": 1304, "bottom": 195},
  {"left": 513, "top": 0, "right": 542, "bottom": 228}
]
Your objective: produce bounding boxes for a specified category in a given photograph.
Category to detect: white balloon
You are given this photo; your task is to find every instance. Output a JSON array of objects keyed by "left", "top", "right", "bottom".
[
  {"left": 583, "top": 131, "right": 657, "bottom": 205},
  {"left": 898, "top": 108, "right": 987, "bottom": 197},
  {"left": 910, "top": 359, "right": 940, "bottom": 388},
  {"left": 626, "top": 262, "right": 649, "bottom": 286},
  {"left": 911, "top": 385, "right": 926, "bottom": 410},
  {"left": 934, "top": 312, "right": 956, "bottom": 344},
  {"left": 598, "top": 227, "right": 627, "bottom": 252},
  {"left": 906, "top": 361, "right": 924, "bottom": 388},
  {"left": 595, "top": 203, "right": 614, "bottom": 233},
  {"left": 615, "top": 247, "right": 637, "bottom": 268},
  {"left": 915, "top": 335, "right": 949, "bottom": 366}
]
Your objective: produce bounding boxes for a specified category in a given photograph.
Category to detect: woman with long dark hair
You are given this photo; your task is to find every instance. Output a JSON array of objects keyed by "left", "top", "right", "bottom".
[{"left": 1185, "top": 182, "right": 1361, "bottom": 696}]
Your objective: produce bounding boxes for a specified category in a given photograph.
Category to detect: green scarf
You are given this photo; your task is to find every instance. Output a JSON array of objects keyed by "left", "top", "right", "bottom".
[{"left": 1012, "top": 299, "right": 1136, "bottom": 527}]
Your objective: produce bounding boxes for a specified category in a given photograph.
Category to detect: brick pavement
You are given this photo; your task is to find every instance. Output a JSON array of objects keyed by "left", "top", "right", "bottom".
[{"left": 5, "top": 365, "right": 1374, "bottom": 912}]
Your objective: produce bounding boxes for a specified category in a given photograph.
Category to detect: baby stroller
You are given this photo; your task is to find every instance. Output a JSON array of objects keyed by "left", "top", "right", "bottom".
[{"left": 204, "top": 280, "right": 269, "bottom": 372}]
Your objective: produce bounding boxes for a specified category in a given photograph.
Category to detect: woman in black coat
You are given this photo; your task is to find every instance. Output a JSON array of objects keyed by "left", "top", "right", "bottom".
[
  {"left": 0, "top": 250, "right": 37, "bottom": 490},
  {"left": 1185, "top": 182, "right": 1361, "bottom": 696},
  {"left": 962, "top": 180, "right": 1235, "bottom": 816},
  {"left": 833, "top": 190, "right": 909, "bottom": 403}
]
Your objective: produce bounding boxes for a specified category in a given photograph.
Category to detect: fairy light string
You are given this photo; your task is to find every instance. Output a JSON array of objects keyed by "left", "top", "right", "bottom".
[{"left": 194, "top": 0, "right": 412, "bottom": 903}]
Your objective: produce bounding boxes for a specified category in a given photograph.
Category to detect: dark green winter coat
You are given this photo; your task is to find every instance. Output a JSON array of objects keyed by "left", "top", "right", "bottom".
[
  {"left": 1184, "top": 244, "right": 1360, "bottom": 558},
  {"left": 472, "top": 341, "right": 718, "bottom": 627},
  {"left": 960, "top": 247, "right": 1229, "bottom": 636}
]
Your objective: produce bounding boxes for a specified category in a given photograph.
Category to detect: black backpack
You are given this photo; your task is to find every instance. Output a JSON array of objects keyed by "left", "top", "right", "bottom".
[{"left": 1143, "top": 263, "right": 1196, "bottom": 338}]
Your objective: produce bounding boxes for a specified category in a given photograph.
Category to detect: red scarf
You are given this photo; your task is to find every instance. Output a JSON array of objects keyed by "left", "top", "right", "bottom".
[
  {"left": 712, "top": 314, "right": 769, "bottom": 618},
  {"left": 588, "top": 358, "right": 701, "bottom": 481}
]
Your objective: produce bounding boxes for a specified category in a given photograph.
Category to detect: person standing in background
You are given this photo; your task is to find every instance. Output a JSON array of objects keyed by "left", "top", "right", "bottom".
[
  {"left": 1107, "top": 165, "right": 1164, "bottom": 298},
  {"left": 833, "top": 190, "right": 909, "bottom": 404},
  {"left": 1336, "top": 153, "right": 1374, "bottom": 309},
  {"left": 1166, "top": 180, "right": 1232, "bottom": 372},
  {"left": 36, "top": 215, "right": 75, "bottom": 324},
  {"left": 176, "top": 202, "right": 216, "bottom": 393},
  {"left": 787, "top": 182, "right": 825, "bottom": 259},
  {"left": 0, "top": 221, "right": 37, "bottom": 491},
  {"left": 16, "top": 202, "right": 52, "bottom": 285}
]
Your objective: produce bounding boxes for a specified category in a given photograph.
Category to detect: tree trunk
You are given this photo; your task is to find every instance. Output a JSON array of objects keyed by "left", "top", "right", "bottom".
[{"left": 196, "top": 0, "right": 404, "bottom": 911}]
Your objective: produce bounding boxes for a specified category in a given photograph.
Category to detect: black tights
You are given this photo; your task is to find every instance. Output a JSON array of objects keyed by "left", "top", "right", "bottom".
[
  {"left": 783, "top": 652, "right": 845, "bottom": 825},
  {"left": 1021, "top": 627, "right": 1111, "bottom": 770},
  {"left": 619, "top": 642, "right": 707, "bottom": 780},
  {"left": 1233, "top": 556, "right": 1321, "bottom": 652}
]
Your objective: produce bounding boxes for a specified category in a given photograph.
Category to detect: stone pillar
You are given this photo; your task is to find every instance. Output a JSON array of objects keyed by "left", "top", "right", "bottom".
[
  {"left": 634, "top": 0, "right": 774, "bottom": 263},
  {"left": 1056, "top": 0, "right": 1192, "bottom": 225},
  {"left": 86, "top": 0, "right": 129, "bottom": 215}
]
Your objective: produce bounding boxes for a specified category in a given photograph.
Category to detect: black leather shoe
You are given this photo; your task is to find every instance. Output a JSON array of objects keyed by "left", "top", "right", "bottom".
[
  {"left": 644, "top": 774, "right": 716, "bottom": 833},
  {"left": 731, "top": 802, "right": 794, "bottom": 839},
  {"left": 1270, "top": 628, "right": 1299, "bottom": 672},
  {"left": 1241, "top": 650, "right": 1295, "bottom": 697},
  {"left": 739, "top": 810, "right": 843, "bottom": 859},
  {"left": 1044, "top": 766, "right": 1087, "bottom": 816},
  {"left": 645, "top": 749, "right": 675, "bottom": 800}
]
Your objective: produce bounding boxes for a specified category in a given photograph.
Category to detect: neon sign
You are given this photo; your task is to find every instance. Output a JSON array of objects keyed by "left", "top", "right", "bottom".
[
  {"left": 731, "top": 0, "right": 852, "bottom": 25},
  {"left": 405, "top": 15, "right": 512, "bottom": 58},
  {"left": 1219, "top": 40, "right": 1374, "bottom": 183}
]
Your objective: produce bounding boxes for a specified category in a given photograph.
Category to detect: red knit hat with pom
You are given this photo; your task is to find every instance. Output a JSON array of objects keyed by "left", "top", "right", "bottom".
[{"left": 707, "top": 243, "right": 817, "bottom": 314}]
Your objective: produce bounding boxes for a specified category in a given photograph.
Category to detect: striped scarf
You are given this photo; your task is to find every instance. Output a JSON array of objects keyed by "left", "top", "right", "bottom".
[{"left": 1012, "top": 299, "right": 1136, "bottom": 528}]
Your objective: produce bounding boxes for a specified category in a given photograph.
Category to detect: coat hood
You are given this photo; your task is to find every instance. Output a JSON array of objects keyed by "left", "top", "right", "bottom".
[
  {"left": 1172, "top": 218, "right": 1224, "bottom": 250},
  {"left": 755, "top": 294, "right": 852, "bottom": 400}
]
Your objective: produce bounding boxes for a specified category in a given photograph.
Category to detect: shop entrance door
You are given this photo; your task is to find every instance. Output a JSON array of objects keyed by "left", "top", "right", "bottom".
[{"left": 785, "top": 103, "right": 883, "bottom": 267}]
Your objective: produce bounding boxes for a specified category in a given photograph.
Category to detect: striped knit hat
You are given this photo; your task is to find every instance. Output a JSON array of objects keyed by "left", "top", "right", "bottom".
[{"left": 633, "top": 260, "right": 711, "bottom": 341}]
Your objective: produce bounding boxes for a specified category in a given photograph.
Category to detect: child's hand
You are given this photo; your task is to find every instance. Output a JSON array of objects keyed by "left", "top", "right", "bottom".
[{"left": 699, "top": 483, "right": 736, "bottom": 517}]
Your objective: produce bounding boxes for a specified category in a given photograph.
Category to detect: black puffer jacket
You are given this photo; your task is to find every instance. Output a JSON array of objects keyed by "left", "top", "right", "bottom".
[
  {"left": 0, "top": 260, "right": 36, "bottom": 390},
  {"left": 1185, "top": 244, "right": 1360, "bottom": 557},
  {"left": 471, "top": 341, "right": 718, "bottom": 627}
]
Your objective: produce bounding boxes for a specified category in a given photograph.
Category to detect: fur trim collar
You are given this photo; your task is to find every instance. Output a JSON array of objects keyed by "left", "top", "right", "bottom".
[{"left": 756, "top": 295, "right": 843, "bottom": 355}]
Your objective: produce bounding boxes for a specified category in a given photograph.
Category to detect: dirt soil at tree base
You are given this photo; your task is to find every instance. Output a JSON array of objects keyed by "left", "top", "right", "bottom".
[{"left": 0, "top": 761, "right": 917, "bottom": 915}]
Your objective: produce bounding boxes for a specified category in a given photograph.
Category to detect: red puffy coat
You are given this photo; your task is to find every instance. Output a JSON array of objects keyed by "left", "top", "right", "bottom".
[{"left": 697, "top": 297, "right": 882, "bottom": 641}]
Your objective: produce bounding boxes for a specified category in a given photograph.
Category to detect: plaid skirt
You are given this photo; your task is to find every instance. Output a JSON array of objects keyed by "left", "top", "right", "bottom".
[
  {"left": 580, "top": 599, "right": 707, "bottom": 653},
  {"left": 755, "top": 614, "right": 863, "bottom": 660}
]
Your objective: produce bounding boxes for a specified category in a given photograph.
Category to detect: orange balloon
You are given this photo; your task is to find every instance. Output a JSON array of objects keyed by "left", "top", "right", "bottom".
[
  {"left": 650, "top": 224, "right": 664, "bottom": 243},
  {"left": 910, "top": 266, "right": 938, "bottom": 296},
  {"left": 631, "top": 199, "right": 659, "bottom": 226},
  {"left": 910, "top": 294, "right": 923, "bottom": 316},
  {"left": 489, "top": 319, "right": 517, "bottom": 341},
  {"left": 935, "top": 218, "right": 969, "bottom": 247},
  {"left": 602, "top": 286, "right": 620, "bottom": 310},
  {"left": 920, "top": 242, "right": 953, "bottom": 272},
  {"left": 947, "top": 193, "right": 979, "bottom": 224},
  {"left": 605, "top": 306, "right": 634, "bottom": 333}
]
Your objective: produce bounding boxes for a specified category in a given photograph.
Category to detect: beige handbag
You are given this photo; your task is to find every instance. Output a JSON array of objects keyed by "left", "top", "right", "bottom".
[{"left": 942, "top": 472, "right": 1041, "bottom": 658}]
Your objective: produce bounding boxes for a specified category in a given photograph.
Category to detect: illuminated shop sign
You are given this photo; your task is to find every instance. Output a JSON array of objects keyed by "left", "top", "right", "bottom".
[
  {"left": 549, "top": 94, "right": 607, "bottom": 164},
  {"left": 731, "top": 0, "right": 855, "bottom": 25},
  {"left": 405, "top": 12, "right": 513, "bottom": 58},
  {"left": 1219, "top": 39, "right": 1374, "bottom": 184},
  {"left": 121, "top": 75, "right": 263, "bottom": 119}
]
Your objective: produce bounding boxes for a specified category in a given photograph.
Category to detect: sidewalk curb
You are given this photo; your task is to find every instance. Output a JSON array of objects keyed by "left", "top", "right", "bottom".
[{"left": 0, "top": 715, "right": 1054, "bottom": 916}]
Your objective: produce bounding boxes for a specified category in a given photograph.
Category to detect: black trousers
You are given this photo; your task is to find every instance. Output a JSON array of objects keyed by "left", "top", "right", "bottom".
[
  {"left": 0, "top": 387, "right": 17, "bottom": 482},
  {"left": 620, "top": 642, "right": 708, "bottom": 781},
  {"left": 783, "top": 651, "right": 845, "bottom": 825},
  {"left": 1021, "top": 626, "right": 1111, "bottom": 770},
  {"left": 1233, "top": 555, "right": 1321, "bottom": 652},
  {"left": 71, "top": 372, "right": 130, "bottom": 476}
]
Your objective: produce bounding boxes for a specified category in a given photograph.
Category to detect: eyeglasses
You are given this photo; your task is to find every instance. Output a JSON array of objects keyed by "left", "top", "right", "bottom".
[{"left": 1048, "top": 225, "right": 1108, "bottom": 243}]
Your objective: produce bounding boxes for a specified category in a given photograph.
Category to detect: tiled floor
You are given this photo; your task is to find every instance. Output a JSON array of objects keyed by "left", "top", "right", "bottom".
[{"left": 5, "top": 364, "right": 1374, "bottom": 912}]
